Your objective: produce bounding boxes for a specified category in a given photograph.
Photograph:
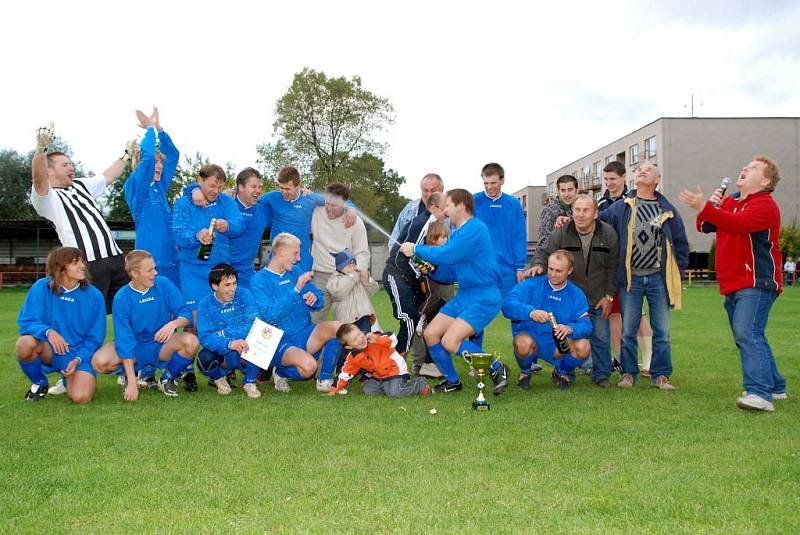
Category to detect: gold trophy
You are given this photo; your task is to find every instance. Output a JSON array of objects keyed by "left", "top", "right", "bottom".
[{"left": 462, "top": 352, "right": 497, "bottom": 411}]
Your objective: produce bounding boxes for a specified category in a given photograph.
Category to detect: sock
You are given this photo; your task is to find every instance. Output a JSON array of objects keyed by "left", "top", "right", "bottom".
[
  {"left": 276, "top": 365, "right": 305, "bottom": 381},
  {"left": 639, "top": 336, "right": 652, "bottom": 369},
  {"left": 470, "top": 331, "right": 485, "bottom": 347},
  {"left": 165, "top": 354, "right": 194, "bottom": 380},
  {"left": 557, "top": 354, "right": 584, "bottom": 375},
  {"left": 429, "top": 343, "right": 459, "bottom": 383},
  {"left": 242, "top": 361, "right": 259, "bottom": 384},
  {"left": 515, "top": 350, "right": 534, "bottom": 375},
  {"left": 19, "top": 358, "right": 48, "bottom": 386},
  {"left": 319, "top": 338, "right": 342, "bottom": 381},
  {"left": 181, "top": 361, "right": 195, "bottom": 375},
  {"left": 197, "top": 349, "right": 225, "bottom": 381},
  {"left": 456, "top": 339, "right": 483, "bottom": 356}
]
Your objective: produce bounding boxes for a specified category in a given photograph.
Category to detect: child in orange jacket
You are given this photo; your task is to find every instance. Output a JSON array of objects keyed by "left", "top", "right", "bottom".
[{"left": 329, "top": 324, "right": 430, "bottom": 397}]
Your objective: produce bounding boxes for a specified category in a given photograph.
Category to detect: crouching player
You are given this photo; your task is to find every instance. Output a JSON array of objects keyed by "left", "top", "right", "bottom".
[
  {"left": 251, "top": 233, "right": 343, "bottom": 393},
  {"left": 329, "top": 324, "right": 430, "bottom": 397},
  {"left": 15, "top": 247, "right": 106, "bottom": 403},
  {"left": 197, "top": 263, "right": 263, "bottom": 398},
  {"left": 501, "top": 250, "right": 592, "bottom": 390},
  {"left": 92, "top": 250, "right": 198, "bottom": 400}
]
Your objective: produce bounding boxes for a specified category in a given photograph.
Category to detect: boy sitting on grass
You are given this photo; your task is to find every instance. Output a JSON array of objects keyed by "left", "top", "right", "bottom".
[{"left": 329, "top": 324, "right": 431, "bottom": 397}]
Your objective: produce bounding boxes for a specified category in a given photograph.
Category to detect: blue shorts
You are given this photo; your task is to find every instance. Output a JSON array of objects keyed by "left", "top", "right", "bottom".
[
  {"left": 439, "top": 287, "right": 501, "bottom": 334},
  {"left": 116, "top": 342, "right": 167, "bottom": 375},
  {"left": 179, "top": 262, "right": 213, "bottom": 309},
  {"left": 47, "top": 348, "right": 97, "bottom": 377},
  {"left": 511, "top": 322, "right": 558, "bottom": 361},
  {"left": 275, "top": 323, "right": 317, "bottom": 365}
]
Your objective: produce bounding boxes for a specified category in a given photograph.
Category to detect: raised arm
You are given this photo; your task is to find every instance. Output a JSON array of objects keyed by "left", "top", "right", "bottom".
[{"left": 31, "top": 122, "right": 55, "bottom": 196}]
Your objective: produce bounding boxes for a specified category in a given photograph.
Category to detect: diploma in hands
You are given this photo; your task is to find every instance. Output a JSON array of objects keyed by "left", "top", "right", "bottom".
[{"left": 242, "top": 318, "right": 284, "bottom": 370}]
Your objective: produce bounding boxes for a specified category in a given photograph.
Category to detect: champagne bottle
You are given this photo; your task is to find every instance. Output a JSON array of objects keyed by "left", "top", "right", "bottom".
[
  {"left": 413, "top": 256, "right": 436, "bottom": 273},
  {"left": 197, "top": 218, "right": 216, "bottom": 261},
  {"left": 549, "top": 312, "right": 570, "bottom": 354}
]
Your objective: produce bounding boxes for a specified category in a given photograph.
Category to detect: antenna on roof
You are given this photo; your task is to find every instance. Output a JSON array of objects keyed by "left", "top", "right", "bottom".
[{"left": 684, "top": 93, "right": 704, "bottom": 118}]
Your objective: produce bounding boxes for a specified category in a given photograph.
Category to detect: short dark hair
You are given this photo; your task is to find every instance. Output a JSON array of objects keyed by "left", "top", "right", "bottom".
[
  {"left": 603, "top": 161, "right": 626, "bottom": 177},
  {"left": 336, "top": 322, "right": 360, "bottom": 345},
  {"left": 481, "top": 163, "right": 504, "bottom": 179},
  {"left": 325, "top": 182, "right": 350, "bottom": 201},
  {"left": 236, "top": 167, "right": 262, "bottom": 188},
  {"left": 199, "top": 164, "right": 226, "bottom": 182},
  {"left": 446, "top": 188, "right": 474, "bottom": 214},
  {"left": 209, "top": 263, "right": 238, "bottom": 286},
  {"left": 277, "top": 165, "right": 301, "bottom": 185},
  {"left": 556, "top": 175, "right": 578, "bottom": 188},
  {"left": 46, "top": 151, "right": 69, "bottom": 168}
]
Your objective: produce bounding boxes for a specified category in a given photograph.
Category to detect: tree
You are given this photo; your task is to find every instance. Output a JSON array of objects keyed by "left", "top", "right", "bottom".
[
  {"left": 780, "top": 225, "right": 800, "bottom": 258},
  {"left": 259, "top": 68, "right": 394, "bottom": 184}
]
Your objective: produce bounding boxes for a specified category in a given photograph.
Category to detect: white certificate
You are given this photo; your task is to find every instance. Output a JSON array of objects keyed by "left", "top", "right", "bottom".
[{"left": 241, "top": 318, "right": 284, "bottom": 370}]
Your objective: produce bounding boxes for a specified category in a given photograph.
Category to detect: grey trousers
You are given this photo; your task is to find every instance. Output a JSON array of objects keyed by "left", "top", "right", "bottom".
[
  {"left": 310, "top": 270, "right": 334, "bottom": 324},
  {"left": 362, "top": 375, "right": 428, "bottom": 398},
  {"left": 410, "top": 280, "right": 455, "bottom": 369}
]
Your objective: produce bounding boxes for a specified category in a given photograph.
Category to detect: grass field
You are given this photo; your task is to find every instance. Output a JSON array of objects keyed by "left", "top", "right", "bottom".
[{"left": 0, "top": 286, "right": 798, "bottom": 534}]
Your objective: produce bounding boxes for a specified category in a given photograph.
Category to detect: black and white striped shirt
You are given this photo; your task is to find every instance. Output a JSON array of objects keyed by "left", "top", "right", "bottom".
[{"left": 30, "top": 176, "right": 123, "bottom": 262}]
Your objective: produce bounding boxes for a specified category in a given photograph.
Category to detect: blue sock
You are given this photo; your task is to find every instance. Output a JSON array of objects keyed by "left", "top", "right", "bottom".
[
  {"left": 19, "top": 358, "right": 48, "bottom": 386},
  {"left": 471, "top": 331, "right": 485, "bottom": 347},
  {"left": 165, "top": 354, "right": 194, "bottom": 380},
  {"left": 515, "top": 350, "right": 534, "bottom": 375},
  {"left": 276, "top": 365, "right": 305, "bottom": 381},
  {"left": 242, "top": 362, "right": 259, "bottom": 384},
  {"left": 429, "top": 343, "right": 459, "bottom": 383},
  {"left": 197, "top": 349, "right": 225, "bottom": 380},
  {"left": 457, "top": 339, "right": 483, "bottom": 356},
  {"left": 559, "top": 354, "right": 584, "bottom": 375},
  {"left": 319, "top": 339, "right": 342, "bottom": 381}
]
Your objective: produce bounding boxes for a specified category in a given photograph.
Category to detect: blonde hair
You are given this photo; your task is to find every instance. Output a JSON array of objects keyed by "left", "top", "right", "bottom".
[
  {"left": 549, "top": 249, "right": 575, "bottom": 269},
  {"left": 125, "top": 249, "right": 153, "bottom": 275},
  {"left": 272, "top": 232, "right": 301, "bottom": 251},
  {"left": 753, "top": 155, "right": 780, "bottom": 191},
  {"left": 425, "top": 221, "right": 450, "bottom": 244}
]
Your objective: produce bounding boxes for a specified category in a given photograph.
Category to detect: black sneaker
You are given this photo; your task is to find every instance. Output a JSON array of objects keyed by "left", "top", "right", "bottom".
[
  {"left": 531, "top": 362, "right": 543, "bottom": 374},
  {"left": 612, "top": 358, "right": 623, "bottom": 374},
  {"left": 25, "top": 383, "right": 48, "bottom": 401},
  {"left": 433, "top": 379, "right": 463, "bottom": 393},
  {"left": 551, "top": 369, "right": 571, "bottom": 390},
  {"left": 257, "top": 368, "right": 272, "bottom": 385},
  {"left": 518, "top": 373, "right": 532, "bottom": 391},
  {"left": 226, "top": 372, "right": 238, "bottom": 389},
  {"left": 159, "top": 378, "right": 179, "bottom": 397},
  {"left": 490, "top": 363, "right": 510, "bottom": 395},
  {"left": 594, "top": 377, "right": 612, "bottom": 388},
  {"left": 179, "top": 372, "right": 198, "bottom": 392},
  {"left": 139, "top": 375, "right": 158, "bottom": 389}
]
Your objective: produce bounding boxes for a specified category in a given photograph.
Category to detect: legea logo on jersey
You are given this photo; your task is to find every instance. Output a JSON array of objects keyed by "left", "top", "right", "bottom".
[
  {"left": 489, "top": 203, "right": 502, "bottom": 208},
  {"left": 279, "top": 280, "right": 291, "bottom": 286},
  {"left": 60, "top": 296, "right": 75, "bottom": 303},
  {"left": 221, "top": 306, "right": 235, "bottom": 314},
  {"left": 293, "top": 204, "right": 303, "bottom": 209},
  {"left": 548, "top": 295, "right": 562, "bottom": 302},
  {"left": 139, "top": 297, "right": 155, "bottom": 304}
]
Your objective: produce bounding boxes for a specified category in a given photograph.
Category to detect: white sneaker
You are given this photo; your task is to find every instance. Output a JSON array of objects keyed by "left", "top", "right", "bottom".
[
  {"left": 273, "top": 373, "right": 291, "bottom": 393},
  {"left": 736, "top": 394, "right": 775, "bottom": 412},
  {"left": 316, "top": 378, "right": 334, "bottom": 392},
  {"left": 242, "top": 383, "right": 261, "bottom": 399},
  {"left": 419, "top": 363, "right": 443, "bottom": 378},
  {"left": 742, "top": 390, "right": 787, "bottom": 400},
  {"left": 116, "top": 375, "right": 125, "bottom": 387},
  {"left": 49, "top": 378, "right": 67, "bottom": 395},
  {"left": 214, "top": 376, "right": 232, "bottom": 395}
]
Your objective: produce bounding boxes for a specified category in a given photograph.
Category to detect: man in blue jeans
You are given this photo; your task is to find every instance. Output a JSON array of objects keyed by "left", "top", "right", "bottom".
[
  {"left": 680, "top": 155, "right": 786, "bottom": 411},
  {"left": 527, "top": 195, "right": 618, "bottom": 389},
  {"left": 601, "top": 163, "right": 689, "bottom": 390}
]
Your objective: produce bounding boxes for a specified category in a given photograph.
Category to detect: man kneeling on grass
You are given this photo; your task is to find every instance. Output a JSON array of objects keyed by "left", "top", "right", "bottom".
[
  {"left": 196, "top": 263, "right": 263, "bottom": 399},
  {"left": 501, "top": 250, "right": 592, "bottom": 390},
  {"left": 328, "top": 324, "right": 431, "bottom": 397},
  {"left": 16, "top": 247, "right": 106, "bottom": 404},
  {"left": 92, "top": 250, "right": 199, "bottom": 400}
]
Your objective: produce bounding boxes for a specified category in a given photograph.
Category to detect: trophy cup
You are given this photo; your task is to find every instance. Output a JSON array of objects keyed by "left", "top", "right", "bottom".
[{"left": 462, "top": 352, "right": 497, "bottom": 411}]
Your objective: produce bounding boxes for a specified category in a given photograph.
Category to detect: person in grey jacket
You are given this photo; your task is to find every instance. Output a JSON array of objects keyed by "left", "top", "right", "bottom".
[{"left": 527, "top": 194, "right": 619, "bottom": 387}]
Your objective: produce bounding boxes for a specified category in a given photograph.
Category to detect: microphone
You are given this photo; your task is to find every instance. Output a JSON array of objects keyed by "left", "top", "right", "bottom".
[{"left": 714, "top": 177, "right": 731, "bottom": 207}]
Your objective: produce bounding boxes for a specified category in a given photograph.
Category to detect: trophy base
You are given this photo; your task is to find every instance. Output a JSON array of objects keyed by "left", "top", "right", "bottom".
[{"left": 472, "top": 399, "right": 491, "bottom": 411}]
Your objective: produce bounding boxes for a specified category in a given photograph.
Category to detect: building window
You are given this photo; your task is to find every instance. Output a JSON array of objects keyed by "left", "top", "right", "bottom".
[
  {"left": 630, "top": 143, "right": 639, "bottom": 164},
  {"left": 645, "top": 135, "right": 657, "bottom": 159},
  {"left": 548, "top": 182, "right": 556, "bottom": 199},
  {"left": 605, "top": 155, "right": 614, "bottom": 164},
  {"left": 593, "top": 161, "right": 602, "bottom": 182},
  {"left": 521, "top": 194, "right": 527, "bottom": 219}
]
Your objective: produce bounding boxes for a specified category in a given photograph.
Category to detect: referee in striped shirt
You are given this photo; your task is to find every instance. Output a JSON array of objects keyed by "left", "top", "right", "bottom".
[{"left": 30, "top": 123, "right": 131, "bottom": 313}]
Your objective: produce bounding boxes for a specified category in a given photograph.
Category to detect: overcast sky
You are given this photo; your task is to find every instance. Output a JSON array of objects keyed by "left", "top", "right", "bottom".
[{"left": 2, "top": 0, "right": 799, "bottom": 200}]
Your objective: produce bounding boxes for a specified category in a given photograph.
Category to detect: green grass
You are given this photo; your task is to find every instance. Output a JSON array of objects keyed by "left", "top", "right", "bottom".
[{"left": 0, "top": 286, "right": 798, "bottom": 533}]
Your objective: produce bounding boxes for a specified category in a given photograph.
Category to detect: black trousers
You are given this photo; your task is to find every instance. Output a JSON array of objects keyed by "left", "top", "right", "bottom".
[
  {"left": 89, "top": 254, "right": 130, "bottom": 314},
  {"left": 383, "top": 267, "right": 423, "bottom": 354}
]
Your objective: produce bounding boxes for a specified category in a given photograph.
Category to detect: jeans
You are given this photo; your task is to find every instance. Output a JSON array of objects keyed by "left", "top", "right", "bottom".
[
  {"left": 620, "top": 273, "right": 672, "bottom": 381},
  {"left": 723, "top": 287, "right": 785, "bottom": 401},
  {"left": 589, "top": 305, "right": 612, "bottom": 381}
]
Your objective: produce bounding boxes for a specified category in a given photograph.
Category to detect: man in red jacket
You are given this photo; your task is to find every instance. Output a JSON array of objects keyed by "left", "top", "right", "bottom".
[{"left": 679, "top": 156, "right": 786, "bottom": 412}]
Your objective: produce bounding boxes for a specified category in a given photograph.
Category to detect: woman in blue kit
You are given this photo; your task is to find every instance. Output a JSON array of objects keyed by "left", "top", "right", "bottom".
[{"left": 15, "top": 247, "right": 106, "bottom": 404}]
